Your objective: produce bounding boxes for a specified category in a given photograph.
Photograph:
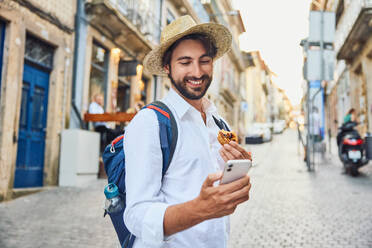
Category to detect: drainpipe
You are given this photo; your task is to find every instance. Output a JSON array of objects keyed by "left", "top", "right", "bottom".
[
  {"left": 153, "top": 0, "right": 164, "bottom": 101},
  {"left": 70, "top": 0, "right": 87, "bottom": 129}
]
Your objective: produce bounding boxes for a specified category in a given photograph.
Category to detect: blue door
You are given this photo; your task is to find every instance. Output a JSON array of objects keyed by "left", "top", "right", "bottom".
[
  {"left": 0, "top": 21, "right": 5, "bottom": 91},
  {"left": 14, "top": 63, "right": 50, "bottom": 188}
]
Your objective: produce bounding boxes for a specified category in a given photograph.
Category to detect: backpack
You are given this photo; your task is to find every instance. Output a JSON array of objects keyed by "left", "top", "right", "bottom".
[
  {"left": 102, "top": 101, "right": 177, "bottom": 248},
  {"left": 102, "top": 100, "right": 229, "bottom": 248}
]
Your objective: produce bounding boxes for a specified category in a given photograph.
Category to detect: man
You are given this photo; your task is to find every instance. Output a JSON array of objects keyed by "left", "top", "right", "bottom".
[
  {"left": 124, "top": 15, "right": 252, "bottom": 248},
  {"left": 88, "top": 93, "right": 107, "bottom": 132},
  {"left": 88, "top": 93, "right": 121, "bottom": 150}
]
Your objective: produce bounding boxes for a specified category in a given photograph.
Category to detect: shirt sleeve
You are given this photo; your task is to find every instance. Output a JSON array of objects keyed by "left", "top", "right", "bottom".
[{"left": 124, "top": 109, "right": 170, "bottom": 247}]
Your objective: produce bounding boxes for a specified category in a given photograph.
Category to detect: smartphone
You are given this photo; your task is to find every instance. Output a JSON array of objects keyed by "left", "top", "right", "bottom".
[{"left": 220, "top": 159, "right": 252, "bottom": 184}]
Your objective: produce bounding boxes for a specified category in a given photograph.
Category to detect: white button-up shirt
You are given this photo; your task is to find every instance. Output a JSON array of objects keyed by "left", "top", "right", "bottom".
[
  {"left": 88, "top": 101, "right": 107, "bottom": 128},
  {"left": 124, "top": 88, "right": 229, "bottom": 248}
]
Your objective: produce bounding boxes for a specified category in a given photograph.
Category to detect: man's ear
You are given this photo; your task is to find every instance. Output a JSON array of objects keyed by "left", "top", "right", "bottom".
[{"left": 164, "top": 64, "right": 170, "bottom": 74}]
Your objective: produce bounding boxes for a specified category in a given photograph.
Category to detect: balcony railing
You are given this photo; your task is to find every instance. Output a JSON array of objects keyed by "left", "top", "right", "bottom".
[
  {"left": 108, "top": 0, "right": 161, "bottom": 44},
  {"left": 334, "top": 0, "right": 372, "bottom": 56}
]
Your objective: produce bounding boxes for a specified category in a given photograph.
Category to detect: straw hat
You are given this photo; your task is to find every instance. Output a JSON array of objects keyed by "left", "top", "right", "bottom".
[{"left": 143, "top": 15, "right": 232, "bottom": 76}]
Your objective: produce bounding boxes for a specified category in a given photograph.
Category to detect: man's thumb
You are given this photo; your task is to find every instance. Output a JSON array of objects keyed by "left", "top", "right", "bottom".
[{"left": 204, "top": 171, "right": 223, "bottom": 187}]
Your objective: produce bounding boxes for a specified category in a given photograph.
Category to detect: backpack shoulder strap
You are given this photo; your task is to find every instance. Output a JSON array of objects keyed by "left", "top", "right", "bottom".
[
  {"left": 145, "top": 101, "right": 178, "bottom": 177},
  {"left": 213, "top": 115, "right": 230, "bottom": 131}
]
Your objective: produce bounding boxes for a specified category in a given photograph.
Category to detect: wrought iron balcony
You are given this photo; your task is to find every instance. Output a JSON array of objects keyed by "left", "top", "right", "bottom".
[
  {"left": 108, "top": 0, "right": 160, "bottom": 42},
  {"left": 335, "top": 0, "right": 372, "bottom": 61},
  {"left": 86, "top": 0, "right": 161, "bottom": 60}
]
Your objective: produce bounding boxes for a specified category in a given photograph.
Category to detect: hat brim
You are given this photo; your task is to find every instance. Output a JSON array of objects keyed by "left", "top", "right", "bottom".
[{"left": 143, "top": 23, "right": 232, "bottom": 76}]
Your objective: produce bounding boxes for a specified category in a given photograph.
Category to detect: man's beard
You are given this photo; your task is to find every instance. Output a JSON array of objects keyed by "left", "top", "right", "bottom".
[{"left": 168, "top": 72, "right": 212, "bottom": 100}]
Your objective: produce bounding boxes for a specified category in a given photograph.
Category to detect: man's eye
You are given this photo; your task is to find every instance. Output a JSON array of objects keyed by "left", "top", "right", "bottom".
[
  {"left": 200, "top": 60, "right": 211, "bottom": 64},
  {"left": 180, "top": 62, "right": 191, "bottom": 65}
]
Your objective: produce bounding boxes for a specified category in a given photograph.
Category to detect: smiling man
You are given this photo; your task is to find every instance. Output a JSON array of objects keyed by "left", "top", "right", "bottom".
[{"left": 124, "top": 15, "right": 252, "bottom": 248}]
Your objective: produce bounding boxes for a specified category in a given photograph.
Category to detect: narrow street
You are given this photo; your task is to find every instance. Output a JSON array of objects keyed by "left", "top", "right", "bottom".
[
  {"left": 1, "top": 129, "right": 372, "bottom": 248},
  {"left": 229, "top": 129, "right": 372, "bottom": 248}
]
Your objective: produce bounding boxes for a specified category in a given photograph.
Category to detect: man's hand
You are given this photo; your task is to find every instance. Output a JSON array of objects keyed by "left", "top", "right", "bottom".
[
  {"left": 219, "top": 141, "right": 252, "bottom": 162},
  {"left": 193, "top": 171, "right": 251, "bottom": 220},
  {"left": 163, "top": 172, "right": 251, "bottom": 236}
]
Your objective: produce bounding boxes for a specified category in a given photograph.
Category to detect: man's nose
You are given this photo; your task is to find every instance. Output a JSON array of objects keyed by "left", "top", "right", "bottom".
[{"left": 191, "top": 62, "right": 203, "bottom": 78}]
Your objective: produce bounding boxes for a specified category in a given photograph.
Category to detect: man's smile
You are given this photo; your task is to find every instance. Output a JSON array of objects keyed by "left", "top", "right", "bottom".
[{"left": 186, "top": 78, "right": 203, "bottom": 87}]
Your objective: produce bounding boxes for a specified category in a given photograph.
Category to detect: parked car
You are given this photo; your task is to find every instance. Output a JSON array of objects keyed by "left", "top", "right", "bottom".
[
  {"left": 245, "top": 126, "right": 264, "bottom": 144},
  {"left": 255, "top": 123, "right": 272, "bottom": 142},
  {"left": 245, "top": 123, "right": 273, "bottom": 144},
  {"left": 273, "top": 120, "right": 286, "bottom": 134}
]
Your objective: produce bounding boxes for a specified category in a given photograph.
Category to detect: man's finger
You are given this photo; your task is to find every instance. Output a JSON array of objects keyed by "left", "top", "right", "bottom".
[
  {"left": 220, "top": 148, "right": 235, "bottom": 161},
  {"left": 219, "top": 175, "right": 250, "bottom": 194},
  {"left": 204, "top": 171, "right": 223, "bottom": 187},
  {"left": 219, "top": 150, "right": 229, "bottom": 163},
  {"left": 248, "top": 152, "right": 252, "bottom": 160},
  {"left": 223, "top": 144, "right": 243, "bottom": 158},
  {"left": 227, "top": 142, "right": 251, "bottom": 160}
]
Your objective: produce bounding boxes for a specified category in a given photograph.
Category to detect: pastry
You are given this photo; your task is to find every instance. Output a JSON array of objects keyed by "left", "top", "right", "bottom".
[{"left": 217, "top": 129, "right": 238, "bottom": 145}]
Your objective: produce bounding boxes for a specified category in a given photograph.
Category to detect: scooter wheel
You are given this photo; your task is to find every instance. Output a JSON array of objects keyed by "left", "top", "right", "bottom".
[{"left": 350, "top": 166, "right": 359, "bottom": 177}]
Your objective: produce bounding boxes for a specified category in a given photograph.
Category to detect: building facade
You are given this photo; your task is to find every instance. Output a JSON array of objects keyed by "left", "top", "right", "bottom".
[
  {"left": 243, "top": 51, "right": 270, "bottom": 123},
  {"left": 0, "top": 0, "right": 251, "bottom": 200},
  {"left": 201, "top": 0, "right": 246, "bottom": 136},
  {"left": 319, "top": 0, "right": 372, "bottom": 136},
  {"left": 333, "top": 0, "right": 372, "bottom": 135},
  {"left": 0, "top": 0, "right": 76, "bottom": 200}
]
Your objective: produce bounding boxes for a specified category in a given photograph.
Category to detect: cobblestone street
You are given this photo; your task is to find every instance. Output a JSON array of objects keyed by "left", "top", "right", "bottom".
[
  {"left": 229, "top": 129, "right": 372, "bottom": 248},
  {"left": 0, "top": 129, "right": 372, "bottom": 248}
]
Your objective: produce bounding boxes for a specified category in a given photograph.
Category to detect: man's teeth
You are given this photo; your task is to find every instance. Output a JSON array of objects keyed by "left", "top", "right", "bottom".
[{"left": 188, "top": 80, "right": 202, "bottom": 85}]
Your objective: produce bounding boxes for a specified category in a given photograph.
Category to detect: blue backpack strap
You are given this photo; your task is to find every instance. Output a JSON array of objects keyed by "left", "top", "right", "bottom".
[
  {"left": 103, "top": 134, "right": 126, "bottom": 192},
  {"left": 145, "top": 101, "right": 178, "bottom": 176}
]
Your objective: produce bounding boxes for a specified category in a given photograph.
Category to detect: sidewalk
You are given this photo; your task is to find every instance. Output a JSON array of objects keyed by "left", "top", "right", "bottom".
[{"left": 0, "top": 180, "right": 118, "bottom": 248}]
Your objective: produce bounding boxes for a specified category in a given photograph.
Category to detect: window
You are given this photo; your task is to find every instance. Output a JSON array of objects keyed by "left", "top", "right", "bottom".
[
  {"left": 24, "top": 34, "right": 54, "bottom": 69},
  {"left": 117, "top": 79, "right": 131, "bottom": 112},
  {"left": 89, "top": 42, "right": 108, "bottom": 107},
  {"left": 140, "top": 77, "right": 149, "bottom": 102},
  {"left": 166, "top": 8, "right": 175, "bottom": 25}
]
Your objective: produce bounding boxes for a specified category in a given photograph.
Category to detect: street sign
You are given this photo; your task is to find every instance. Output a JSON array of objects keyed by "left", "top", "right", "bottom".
[
  {"left": 308, "top": 11, "right": 335, "bottom": 43},
  {"left": 241, "top": 102, "right": 249, "bottom": 112},
  {"left": 307, "top": 50, "right": 322, "bottom": 81},
  {"left": 323, "top": 49, "right": 335, "bottom": 81},
  {"left": 306, "top": 49, "right": 334, "bottom": 81}
]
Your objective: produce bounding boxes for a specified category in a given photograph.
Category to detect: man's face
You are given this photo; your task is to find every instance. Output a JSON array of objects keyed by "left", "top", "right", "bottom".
[
  {"left": 96, "top": 95, "right": 104, "bottom": 106},
  {"left": 165, "top": 39, "right": 213, "bottom": 100}
]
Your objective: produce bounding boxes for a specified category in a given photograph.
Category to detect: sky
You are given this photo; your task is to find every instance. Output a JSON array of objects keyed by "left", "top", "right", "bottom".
[{"left": 232, "top": 0, "right": 313, "bottom": 106}]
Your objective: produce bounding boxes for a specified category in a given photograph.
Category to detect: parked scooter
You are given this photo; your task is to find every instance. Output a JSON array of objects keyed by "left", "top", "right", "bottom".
[{"left": 337, "top": 121, "right": 369, "bottom": 176}]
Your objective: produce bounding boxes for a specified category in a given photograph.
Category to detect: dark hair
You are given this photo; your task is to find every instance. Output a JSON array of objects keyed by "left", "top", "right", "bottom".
[
  {"left": 162, "top": 33, "right": 217, "bottom": 68},
  {"left": 348, "top": 108, "right": 356, "bottom": 115}
]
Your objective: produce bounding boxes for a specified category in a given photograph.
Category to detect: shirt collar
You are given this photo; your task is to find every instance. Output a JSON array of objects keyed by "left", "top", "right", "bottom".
[{"left": 164, "top": 88, "right": 218, "bottom": 119}]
